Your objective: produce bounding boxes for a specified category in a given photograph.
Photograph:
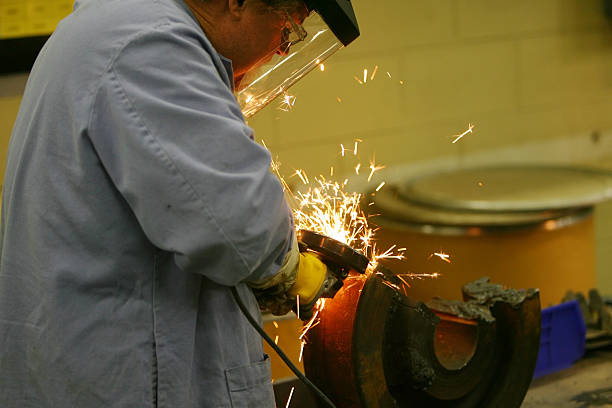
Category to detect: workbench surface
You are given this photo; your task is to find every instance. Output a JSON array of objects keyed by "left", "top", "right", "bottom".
[{"left": 523, "top": 349, "right": 612, "bottom": 407}]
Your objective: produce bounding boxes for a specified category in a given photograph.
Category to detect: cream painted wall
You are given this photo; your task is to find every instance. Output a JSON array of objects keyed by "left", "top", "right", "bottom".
[{"left": 1, "top": 1, "right": 611, "bottom": 294}]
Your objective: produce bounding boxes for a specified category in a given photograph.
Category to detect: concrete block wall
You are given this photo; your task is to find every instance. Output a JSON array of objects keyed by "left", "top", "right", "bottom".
[{"left": 1, "top": 1, "right": 612, "bottom": 293}]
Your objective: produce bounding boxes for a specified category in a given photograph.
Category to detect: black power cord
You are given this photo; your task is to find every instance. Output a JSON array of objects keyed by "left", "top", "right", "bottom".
[{"left": 231, "top": 287, "right": 337, "bottom": 408}]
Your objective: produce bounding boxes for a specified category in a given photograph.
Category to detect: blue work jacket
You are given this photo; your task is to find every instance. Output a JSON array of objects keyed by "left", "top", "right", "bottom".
[{"left": 0, "top": 0, "right": 293, "bottom": 406}]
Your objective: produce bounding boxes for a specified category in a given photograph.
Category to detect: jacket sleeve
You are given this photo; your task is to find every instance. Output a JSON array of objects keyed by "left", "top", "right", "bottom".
[{"left": 87, "top": 21, "right": 293, "bottom": 287}]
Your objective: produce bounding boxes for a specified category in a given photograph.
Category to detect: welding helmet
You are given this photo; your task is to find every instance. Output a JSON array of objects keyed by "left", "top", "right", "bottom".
[{"left": 236, "top": 0, "right": 360, "bottom": 118}]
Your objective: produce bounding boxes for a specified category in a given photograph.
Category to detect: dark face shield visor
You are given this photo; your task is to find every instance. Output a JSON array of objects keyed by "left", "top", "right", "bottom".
[{"left": 236, "top": 0, "right": 359, "bottom": 118}]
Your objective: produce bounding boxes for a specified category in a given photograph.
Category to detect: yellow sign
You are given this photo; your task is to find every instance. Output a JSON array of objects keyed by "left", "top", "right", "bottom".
[{"left": 0, "top": 0, "right": 73, "bottom": 39}]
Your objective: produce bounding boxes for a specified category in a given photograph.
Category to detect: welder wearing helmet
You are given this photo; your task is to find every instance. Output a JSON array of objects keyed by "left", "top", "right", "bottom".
[{"left": 0, "top": 0, "right": 358, "bottom": 407}]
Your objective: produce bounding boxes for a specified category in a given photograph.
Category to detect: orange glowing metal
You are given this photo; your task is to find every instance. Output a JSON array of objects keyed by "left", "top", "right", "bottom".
[{"left": 452, "top": 123, "right": 475, "bottom": 144}]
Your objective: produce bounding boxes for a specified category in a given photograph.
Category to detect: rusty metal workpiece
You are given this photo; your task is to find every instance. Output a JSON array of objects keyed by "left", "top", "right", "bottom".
[{"left": 303, "top": 271, "right": 541, "bottom": 407}]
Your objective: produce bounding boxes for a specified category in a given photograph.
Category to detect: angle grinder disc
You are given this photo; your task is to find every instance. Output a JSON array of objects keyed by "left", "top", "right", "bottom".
[{"left": 297, "top": 230, "right": 370, "bottom": 275}]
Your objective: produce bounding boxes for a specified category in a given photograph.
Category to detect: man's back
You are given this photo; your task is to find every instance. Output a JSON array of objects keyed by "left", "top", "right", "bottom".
[{"left": 0, "top": 0, "right": 290, "bottom": 406}]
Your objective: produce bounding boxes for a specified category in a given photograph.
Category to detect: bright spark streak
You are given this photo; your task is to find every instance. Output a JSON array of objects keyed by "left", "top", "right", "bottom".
[
  {"left": 431, "top": 252, "right": 451, "bottom": 263},
  {"left": 330, "top": 166, "right": 334, "bottom": 176},
  {"left": 273, "top": 321, "right": 279, "bottom": 329},
  {"left": 353, "top": 141, "right": 359, "bottom": 156},
  {"left": 278, "top": 93, "right": 297, "bottom": 112},
  {"left": 296, "top": 295, "right": 300, "bottom": 320},
  {"left": 371, "top": 65, "right": 379, "bottom": 81},
  {"left": 382, "top": 280, "right": 401, "bottom": 291},
  {"left": 340, "top": 144, "right": 347, "bottom": 157},
  {"left": 386, "top": 72, "right": 392, "bottom": 78},
  {"left": 300, "top": 308, "right": 320, "bottom": 340},
  {"left": 398, "top": 272, "right": 441, "bottom": 280},
  {"left": 285, "top": 387, "right": 295, "bottom": 408},
  {"left": 363, "top": 69, "right": 368, "bottom": 83},
  {"left": 375, "top": 181, "right": 385, "bottom": 192},
  {"left": 452, "top": 123, "right": 475, "bottom": 144},
  {"left": 367, "top": 158, "right": 386, "bottom": 182},
  {"left": 320, "top": 64, "right": 325, "bottom": 71},
  {"left": 354, "top": 76, "right": 364, "bottom": 85},
  {"left": 299, "top": 341, "right": 305, "bottom": 362},
  {"left": 396, "top": 274, "right": 411, "bottom": 289},
  {"left": 336, "top": 96, "right": 342, "bottom": 103},
  {"left": 355, "top": 163, "right": 361, "bottom": 175},
  {"left": 274, "top": 335, "right": 279, "bottom": 345},
  {"left": 295, "top": 170, "right": 309, "bottom": 185}
]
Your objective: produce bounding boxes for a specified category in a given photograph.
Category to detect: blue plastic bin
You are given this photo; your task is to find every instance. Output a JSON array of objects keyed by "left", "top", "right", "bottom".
[{"left": 534, "top": 300, "right": 586, "bottom": 378}]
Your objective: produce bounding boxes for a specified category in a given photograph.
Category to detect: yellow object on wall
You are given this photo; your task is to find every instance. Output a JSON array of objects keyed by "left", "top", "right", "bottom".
[{"left": 0, "top": 0, "right": 73, "bottom": 39}]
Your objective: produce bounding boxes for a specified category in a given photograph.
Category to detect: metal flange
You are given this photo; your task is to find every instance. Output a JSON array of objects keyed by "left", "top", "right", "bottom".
[{"left": 303, "top": 270, "right": 541, "bottom": 407}]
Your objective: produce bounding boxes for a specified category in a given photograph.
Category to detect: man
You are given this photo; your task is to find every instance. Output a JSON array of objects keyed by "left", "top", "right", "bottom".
[{"left": 0, "top": 0, "right": 358, "bottom": 407}]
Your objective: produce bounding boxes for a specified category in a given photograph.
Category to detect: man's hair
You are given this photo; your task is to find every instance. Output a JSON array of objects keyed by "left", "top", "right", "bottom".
[{"left": 238, "top": 0, "right": 304, "bottom": 11}]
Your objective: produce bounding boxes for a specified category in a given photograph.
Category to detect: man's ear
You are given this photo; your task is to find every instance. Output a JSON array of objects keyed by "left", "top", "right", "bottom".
[{"left": 227, "top": 0, "right": 246, "bottom": 19}]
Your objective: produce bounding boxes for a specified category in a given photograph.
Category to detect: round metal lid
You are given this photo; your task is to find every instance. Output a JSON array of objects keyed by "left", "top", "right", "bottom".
[
  {"left": 396, "top": 165, "right": 612, "bottom": 212},
  {"left": 371, "top": 184, "right": 571, "bottom": 227}
]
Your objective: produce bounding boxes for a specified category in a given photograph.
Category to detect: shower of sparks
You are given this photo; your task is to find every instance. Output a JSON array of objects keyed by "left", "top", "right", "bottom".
[
  {"left": 285, "top": 387, "right": 295, "bottom": 408},
  {"left": 278, "top": 93, "right": 297, "bottom": 112},
  {"left": 452, "top": 123, "right": 475, "bottom": 144},
  {"left": 266, "top": 144, "right": 440, "bottom": 341},
  {"left": 371, "top": 65, "right": 379, "bottom": 81},
  {"left": 430, "top": 252, "right": 451, "bottom": 263},
  {"left": 273, "top": 321, "right": 279, "bottom": 329},
  {"left": 299, "top": 341, "right": 305, "bottom": 362}
]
